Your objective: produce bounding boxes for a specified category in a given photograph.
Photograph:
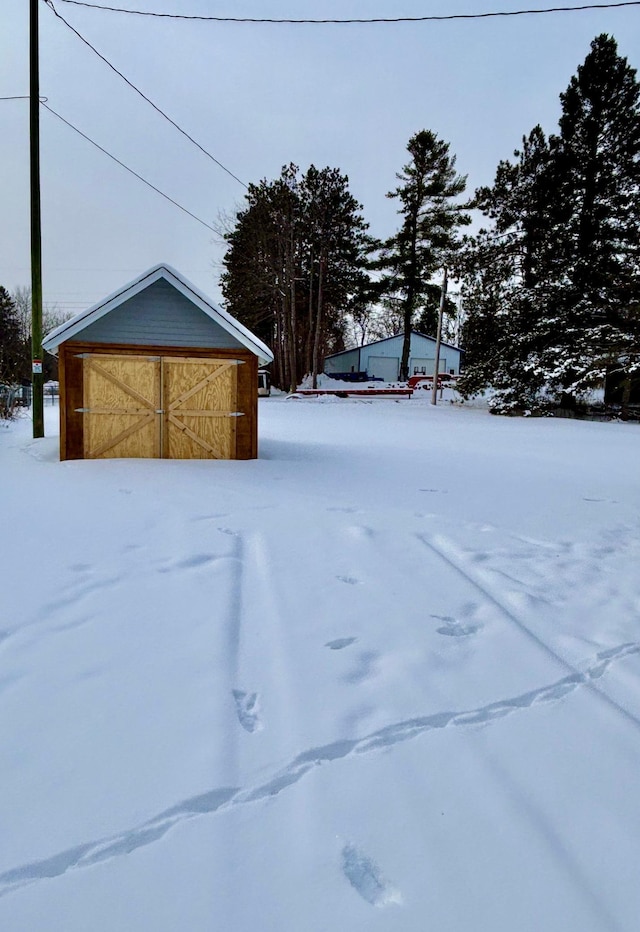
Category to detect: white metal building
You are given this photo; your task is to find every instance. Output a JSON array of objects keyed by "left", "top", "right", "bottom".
[{"left": 324, "top": 331, "right": 463, "bottom": 382}]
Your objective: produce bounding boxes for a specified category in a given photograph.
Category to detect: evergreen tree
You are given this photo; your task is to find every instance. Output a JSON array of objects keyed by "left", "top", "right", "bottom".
[
  {"left": 221, "top": 164, "right": 370, "bottom": 390},
  {"left": 413, "top": 283, "right": 457, "bottom": 337},
  {"left": 0, "top": 287, "right": 25, "bottom": 386},
  {"left": 221, "top": 165, "right": 303, "bottom": 390},
  {"left": 460, "top": 35, "right": 640, "bottom": 413},
  {"left": 549, "top": 33, "right": 640, "bottom": 397},
  {"left": 299, "top": 166, "right": 370, "bottom": 386},
  {"left": 378, "top": 130, "right": 469, "bottom": 380},
  {"left": 459, "top": 127, "right": 564, "bottom": 410}
]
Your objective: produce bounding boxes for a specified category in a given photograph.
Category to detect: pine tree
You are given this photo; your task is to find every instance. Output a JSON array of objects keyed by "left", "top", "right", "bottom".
[
  {"left": 221, "top": 164, "right": 370, "bottom": 390},
  {"left": 459, "top": 127, "right": 564, "bottom": 410},
  {"left": 548, "top": 34, "right": 640, "bottom": 398},
  {"left": 299, "top": 166, "right": 370, "bottom": 386},
  {"left": 413, "top": 283, "right": 457, "bottom": 337},
  {"left": 460, "top": 35, "right": 640, "bottom": 413},
  {"left": 221, "top": 165, "right": 302, "bottom": 389},
  {"left": 379, "top": 130, "right": 469, "bottom": 380},
  {"left": 0, "top": 286, "right": 26, "bottom": 388}
]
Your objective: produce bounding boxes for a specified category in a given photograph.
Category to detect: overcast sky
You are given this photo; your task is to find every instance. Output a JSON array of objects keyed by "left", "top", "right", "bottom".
[{"left": 2, "top": 0, "right": 640, "bottom": 319}]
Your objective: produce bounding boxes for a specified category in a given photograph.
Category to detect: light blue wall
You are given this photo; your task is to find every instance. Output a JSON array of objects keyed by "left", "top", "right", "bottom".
[
  {"left": 325, "top": 333, "right": 462, "bottom": 378},
  {"left": 76, "top": 279, "right": 246, "bottom": 350},
  {"left": 324, "top": 348, "right": 360, "bottom": 374}
]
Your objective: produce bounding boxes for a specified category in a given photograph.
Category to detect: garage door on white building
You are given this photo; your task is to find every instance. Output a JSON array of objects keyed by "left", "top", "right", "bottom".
[
  {"left": 367, "top": 356, "right": 399, "bottom": 382},
  {"left": 409, "top": 357, "right": 447, "bottom": 376}
]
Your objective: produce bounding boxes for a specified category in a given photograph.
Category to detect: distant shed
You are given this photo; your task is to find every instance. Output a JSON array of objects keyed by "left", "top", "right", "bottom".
[{"left": 43, "top": 264, "right": 273, "bottom": 461}]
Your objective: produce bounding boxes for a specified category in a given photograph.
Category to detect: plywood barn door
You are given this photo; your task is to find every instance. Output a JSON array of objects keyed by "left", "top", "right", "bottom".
[
  {"left": 83, "top": 355, "right": 161, "bottom": 458},
  {"left": 162, "top": 357, "right": 239, "bottom": 459}
]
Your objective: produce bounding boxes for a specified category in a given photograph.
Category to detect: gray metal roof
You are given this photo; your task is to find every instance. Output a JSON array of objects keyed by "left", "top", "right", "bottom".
[{"left": 324, "top": 330, "right": 463, "bottom": 360}]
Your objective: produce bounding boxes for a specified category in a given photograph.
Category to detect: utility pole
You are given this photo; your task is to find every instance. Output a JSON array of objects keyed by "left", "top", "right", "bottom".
[
  {"left": 30, "top": 0, "right": 44, "bottom": 438},
  {"left": 430, "top": 267, "right": 447, "bottom": 406}
]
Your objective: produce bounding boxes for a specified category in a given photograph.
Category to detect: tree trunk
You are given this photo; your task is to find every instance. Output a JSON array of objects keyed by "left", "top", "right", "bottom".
[
  {"left": 400, "top": 284, "right": 414, "bottom": 381},
  {"left": 621, "top": 375, "right": 632, "bottom": 420},
  {"left": 289, "top": 275, "right": 297, "bottom": 393},
  {"left": 312, "top": 255, "right": 325, "bottom": 389},
  {"left": 304, "top": 251, "right": 315, "bottom": 375},
  {"left": 280, "top": 294, "right": 291, "bottom": 392}
]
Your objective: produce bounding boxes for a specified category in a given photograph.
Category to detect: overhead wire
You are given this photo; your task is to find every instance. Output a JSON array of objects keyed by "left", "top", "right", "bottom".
[
  {"left": 44, "top": 0, "right": 247, "bottom": 188},
  {"left": 52, "top": 0, "right": 640, "bottom": 24},
  {"left": 41, "top": 101, "right": 221, "bottom": 234},
  {"left": 35, "top": 0, "right": 640, "bottom": 252}
]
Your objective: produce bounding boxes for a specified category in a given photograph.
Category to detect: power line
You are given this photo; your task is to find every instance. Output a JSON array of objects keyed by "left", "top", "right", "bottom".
[
  {"left": 53, "top": 0, "right": 640, "bottom": 23},
  {"left": 42, "top": 101, "right": 220, "bottom": 234},
  {"left": 44, "top": 0, "right": 247, "bottom": 188}
]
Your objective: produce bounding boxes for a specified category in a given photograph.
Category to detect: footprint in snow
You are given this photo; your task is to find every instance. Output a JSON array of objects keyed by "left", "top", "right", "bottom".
[
  {"left": 158, "top": 553, "right": 218, "bottom": 573},
  {"left": 218, "top": 527, "right": 239, "bottom": 538},
  {"left": 232, "top": 690, "right": 262, "bottom": 733},
  {"left": 432, "top": 614, "right": 482, "bottom": 638},
  {"left": 325, "top": 637, "right": 358, "bottom": 651},
  {"left": 344, "top": 651, "right": 379, "bottom": 684},
  {"left": 69, "top": 563, "right": 92, "bottom": 574},
  {"left": 341, "top": 844, "right": 401, "bottom": 907}
]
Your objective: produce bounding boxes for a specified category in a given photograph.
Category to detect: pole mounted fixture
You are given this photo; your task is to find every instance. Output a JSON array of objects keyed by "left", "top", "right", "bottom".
[{"left": 31, "top": 0, "right": 45, "bottom": 438}]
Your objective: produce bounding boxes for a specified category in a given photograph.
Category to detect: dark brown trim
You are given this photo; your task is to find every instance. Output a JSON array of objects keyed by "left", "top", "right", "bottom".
[
  {"left": 59, "top": 343, "right": 85, "bottom": 460},
  {"left": 58, "top": 344, "right": 66, "bottom": 458},
  {"left": 64, "top": 342, "right": 255, "bottom": 360},
  {"left": 236, "top": 353, "right": 258, "bottom": 459}
]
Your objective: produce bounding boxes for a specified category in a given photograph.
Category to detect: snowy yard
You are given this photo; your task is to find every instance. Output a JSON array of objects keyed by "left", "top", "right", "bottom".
[{"left": 1, "top": 395, "right": 640, "bottom": 932}]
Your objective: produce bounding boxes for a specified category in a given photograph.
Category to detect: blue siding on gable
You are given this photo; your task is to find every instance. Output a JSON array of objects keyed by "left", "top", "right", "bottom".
[{"left": 75, "top": 279, "right": 245, "bottom": 350}]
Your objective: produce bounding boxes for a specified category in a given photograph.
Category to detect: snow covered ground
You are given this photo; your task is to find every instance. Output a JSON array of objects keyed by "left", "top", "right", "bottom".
[{"left": 1, "top": 394, "right": 639, "bottom": 931}]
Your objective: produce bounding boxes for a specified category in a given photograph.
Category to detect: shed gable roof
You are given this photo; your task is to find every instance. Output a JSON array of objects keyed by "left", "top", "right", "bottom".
[{"left": 43, "top": 264, "right": 274, "bottom": 366}]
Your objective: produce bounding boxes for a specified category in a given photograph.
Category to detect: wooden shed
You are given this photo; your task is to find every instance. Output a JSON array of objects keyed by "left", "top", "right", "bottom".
[{"left": 43, "top": 264, "right": 273, "bottom": 461}]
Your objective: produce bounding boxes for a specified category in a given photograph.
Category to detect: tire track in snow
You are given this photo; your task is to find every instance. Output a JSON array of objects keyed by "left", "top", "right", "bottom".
[
  {"left": 213, "top": 528, "right": 247, "bottom": 783},
  {"left": 218, "top": 528, "right": 244, "bottom": 685},
  {"left": 1, "top": 640, "right": 637, "bottom": 900},
  {"left": 241, "top": 530, "right": 314, "bottom": 871},
  {"left": 417, "top": 532, "right": 640, "bottom": 733}
]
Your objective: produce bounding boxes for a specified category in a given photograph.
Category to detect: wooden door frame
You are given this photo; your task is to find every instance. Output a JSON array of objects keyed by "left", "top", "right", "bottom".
[
  {"left": 83, "top": 354, "right": 161, "bottom": 459},
  {"left": 58, "top": 342, "right": 258, "bottom": 461},
  {"left": 162, "top": 356, "right": 241, "bottom": 460}
]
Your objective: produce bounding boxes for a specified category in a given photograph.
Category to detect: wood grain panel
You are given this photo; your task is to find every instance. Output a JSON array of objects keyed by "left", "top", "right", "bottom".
[
  {"left": 163, "top": 357, "right": 237, "bottom": 459},
  {"left": 83, "top": 355, "right": 160, "bottom": 458}
]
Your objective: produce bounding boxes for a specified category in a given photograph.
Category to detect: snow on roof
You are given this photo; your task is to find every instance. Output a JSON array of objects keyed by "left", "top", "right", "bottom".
[{"left": 42, "top": 263, "right": 274, "bottom": 367}]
